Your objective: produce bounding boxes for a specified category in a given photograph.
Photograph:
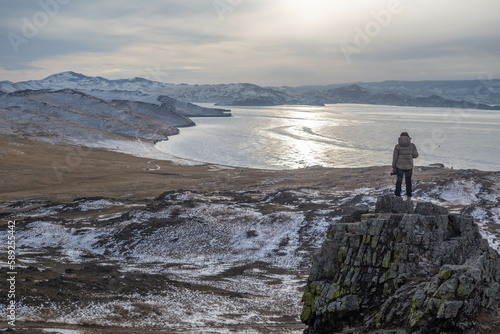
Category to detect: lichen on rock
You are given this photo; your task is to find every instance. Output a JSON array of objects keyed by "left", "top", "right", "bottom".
[{"left": 302, "top": 195, "right": 500, "bottom": 333}]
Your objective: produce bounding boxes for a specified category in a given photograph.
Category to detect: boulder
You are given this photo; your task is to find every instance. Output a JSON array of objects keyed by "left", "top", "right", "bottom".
[
  {"left": 414, "top": 202, "right": 448, "bottom": 216},
  {"left": 375, "top": 194, "right": 414, "bottom": 214},
  {"left": 340, "top": 208, "right": 370, "bottom": 224}
]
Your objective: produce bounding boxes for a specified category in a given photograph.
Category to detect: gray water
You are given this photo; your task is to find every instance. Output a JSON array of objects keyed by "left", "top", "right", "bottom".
[{"left": 156, "top": 104, "right": 500, "bottom": 171}]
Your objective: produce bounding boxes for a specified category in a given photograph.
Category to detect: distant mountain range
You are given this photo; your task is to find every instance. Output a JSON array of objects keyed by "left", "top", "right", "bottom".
[
  {"left": 0, "top": 72, "right": 500, "bottom": 110},
  {"left": 1, "top": 71, "right": 500, "bottom": 109},
  {"left": 293, "top": 79, "right": 500, "bottom": 104},
  {"left": 309, "top": 84, "right": 500, "bottom": 110}
]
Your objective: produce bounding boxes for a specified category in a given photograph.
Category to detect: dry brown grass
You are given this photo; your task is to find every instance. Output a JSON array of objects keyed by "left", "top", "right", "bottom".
[{"left": 1, "top": 134, "right": 492, "bottom": 203}]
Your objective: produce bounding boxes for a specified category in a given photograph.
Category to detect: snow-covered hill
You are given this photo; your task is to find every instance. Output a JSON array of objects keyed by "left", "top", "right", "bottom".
[
  {"left": 0, "top": 71, "right": 173, "bottom": 93},
  {"left": 0, "top": 89, "right": 229, "bottom": 150},
  {"left": 356, "top": 79, "right": 500, "bottom": 105},
  {"left": 0, "top": 72, "right": 322, "bottom": 106},
  {"left": 2, "top": 71, "right": 499, "bottom": 106}
]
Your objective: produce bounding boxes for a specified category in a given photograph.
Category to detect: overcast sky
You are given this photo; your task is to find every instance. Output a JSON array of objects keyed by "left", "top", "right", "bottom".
[{"left": 1, "top": 0, "right": 499, "bottom": 86}]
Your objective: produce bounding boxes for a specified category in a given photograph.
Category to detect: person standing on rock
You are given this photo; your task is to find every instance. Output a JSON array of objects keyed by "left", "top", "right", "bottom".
[{"left": 392, "top": 131, "right": 419, "bottom": 201}]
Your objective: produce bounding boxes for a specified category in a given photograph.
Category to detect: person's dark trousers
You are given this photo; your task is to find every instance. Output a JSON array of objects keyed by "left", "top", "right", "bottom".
[{"left": 395, "top": 168, "right": 413, "bottom": 197}]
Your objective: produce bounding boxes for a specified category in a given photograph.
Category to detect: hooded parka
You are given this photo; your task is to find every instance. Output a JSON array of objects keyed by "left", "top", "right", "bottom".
[{"left": 392, "top": 134, "right": 418, "bottom": 170}]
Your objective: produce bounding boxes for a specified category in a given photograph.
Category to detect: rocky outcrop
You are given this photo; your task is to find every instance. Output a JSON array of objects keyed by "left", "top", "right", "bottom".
[{"left": 302, "top": 195, "right": 500, "bottom": 333}]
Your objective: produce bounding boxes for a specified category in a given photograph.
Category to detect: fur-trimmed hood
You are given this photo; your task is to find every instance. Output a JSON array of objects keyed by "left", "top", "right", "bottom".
[{"left": 398, "top": 135, "right": 411, "bottom": 147}]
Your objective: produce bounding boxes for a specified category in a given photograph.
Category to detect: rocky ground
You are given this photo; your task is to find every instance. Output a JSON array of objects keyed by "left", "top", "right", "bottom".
[{"left": 0, "top": 135, "right": 499, "bottom": 333}]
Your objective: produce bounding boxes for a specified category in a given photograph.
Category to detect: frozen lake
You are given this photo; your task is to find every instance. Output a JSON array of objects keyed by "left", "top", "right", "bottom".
[{"left": 156, "top": 104, "right": 500, "bottom": 171}]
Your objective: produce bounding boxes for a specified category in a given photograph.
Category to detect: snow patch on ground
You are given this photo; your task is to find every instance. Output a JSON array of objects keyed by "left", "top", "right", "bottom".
[
  {"left": 16, "top": 222, "right": 109, "bottom": 260},
  {"left": 434, "top": 180, "right": 481, "bottom": 205},
  {"left": 70, "top": 199, "right": 123, "bottom": 212}
]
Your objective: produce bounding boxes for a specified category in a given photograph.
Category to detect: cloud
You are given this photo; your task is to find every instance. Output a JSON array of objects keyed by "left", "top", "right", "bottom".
[{"left": 1, "top": 0, "right": 499, "bottom": 85}]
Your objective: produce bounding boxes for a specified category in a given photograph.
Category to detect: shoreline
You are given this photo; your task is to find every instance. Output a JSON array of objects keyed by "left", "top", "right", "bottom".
[
  {"left": 0, "top": 134, "right": 497, "bottom": 202},
  {"left": 152, "top": 104, "right": 500, "bottom": 172}
]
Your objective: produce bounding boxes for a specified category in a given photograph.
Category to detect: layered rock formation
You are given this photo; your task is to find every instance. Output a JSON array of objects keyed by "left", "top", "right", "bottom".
[{"left": 302, "top": 195, "right": 500, "bottom": 333}]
